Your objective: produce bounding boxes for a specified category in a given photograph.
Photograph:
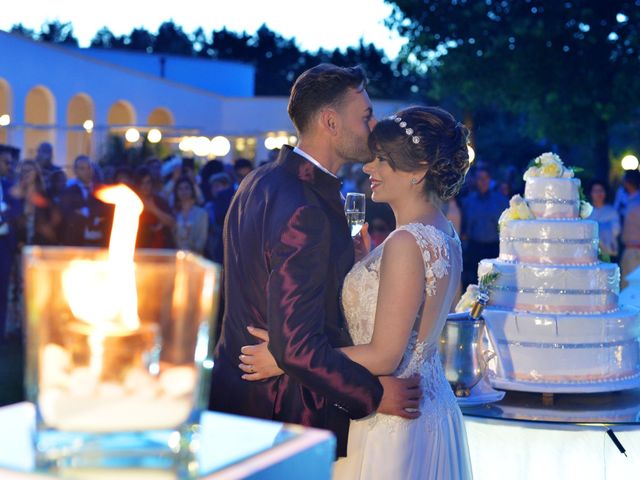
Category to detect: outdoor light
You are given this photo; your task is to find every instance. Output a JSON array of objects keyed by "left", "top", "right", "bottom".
[
  {"left": 179, "top": 136, "right": 194, "bottom": 152},
  {"left": 0, "top": 114, "right": 10, "bottom": 126},
  {"left": 147, "top": 128, "right": 162, "bottom": 144},
  {"left": 125, "top": 128, "right": 140, "bottom": 143},
  {"left": 193, "top": 136, "right": 211, "bottom": 157},
  {"left": 210, "top": 136, "right": 231, "bottom": 157},
  {"left": 264, "top": 137, "right": 278, "bottom": 150},
  {"left": 83, "top": 120, "right": 94, "bottom": 132},
  {"left": 621, "top": 154, "right": 639, "bottom": 171},
  {"left": 289, "top": 135, "right": 298, "bottom": 145},
  {"left": 277, "top": 135, "right": 289, "bottom": 148},
  {"left": 468, "top": 145, "right": 476, "bottom": 163}
]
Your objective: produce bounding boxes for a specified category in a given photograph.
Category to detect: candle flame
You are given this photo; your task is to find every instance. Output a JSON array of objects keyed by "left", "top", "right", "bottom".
[
  {"left": 62, "top": 185, "right": 144, "bottom": 337},
  {"left": 95, "top": 185, "right": 143, "bottom": 266}
]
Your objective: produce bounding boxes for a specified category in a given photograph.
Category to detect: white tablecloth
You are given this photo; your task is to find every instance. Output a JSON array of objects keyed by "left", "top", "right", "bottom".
[{"left": 464, "top": 416, "right": 640, "bottom": 479}]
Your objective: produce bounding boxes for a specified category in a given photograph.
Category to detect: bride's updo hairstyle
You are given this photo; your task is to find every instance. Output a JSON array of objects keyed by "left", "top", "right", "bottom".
[{"left": 368, "top": 106, "right": 470, "bottom": 201}]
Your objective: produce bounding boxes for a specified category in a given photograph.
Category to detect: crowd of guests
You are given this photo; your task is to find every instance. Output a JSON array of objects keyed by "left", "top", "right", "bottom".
[
  {"left": 0, "top": 141, "right": 255, "bottom": 344},
  {"left": 1, "top": 140, "right": 639, "bottom": 342}
]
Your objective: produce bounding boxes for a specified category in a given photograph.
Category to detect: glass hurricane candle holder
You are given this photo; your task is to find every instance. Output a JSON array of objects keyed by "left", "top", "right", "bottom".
[{"left": 23, "top": 246, "right": 220, "bottom": 477}]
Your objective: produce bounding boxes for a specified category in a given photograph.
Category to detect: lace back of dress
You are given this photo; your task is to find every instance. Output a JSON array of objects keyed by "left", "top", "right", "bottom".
[{"left": 398, "top": 223, "right": 462, "bottom": 349}]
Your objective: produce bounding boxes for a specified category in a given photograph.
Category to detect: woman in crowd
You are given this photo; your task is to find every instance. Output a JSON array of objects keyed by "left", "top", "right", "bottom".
[
  {"left": 134, "top": 167, "right": 175, "bottom": 249},
  {"left": 173, "top": 176, "right": 208, "bottom": 255},
  {"left": 6, "top": 160, "right": 61, "bottom": 335},
  {"left": 589, "top": 179, "right": 621, "bottom": 263},
  {"left": 10, "top": 160, "right": 61, "bottom": 247}
]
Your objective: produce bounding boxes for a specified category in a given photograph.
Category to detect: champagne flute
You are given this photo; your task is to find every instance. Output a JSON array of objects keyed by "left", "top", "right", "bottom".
[{"left": 344, "top": 192, "right": 366, "bottom": 237}]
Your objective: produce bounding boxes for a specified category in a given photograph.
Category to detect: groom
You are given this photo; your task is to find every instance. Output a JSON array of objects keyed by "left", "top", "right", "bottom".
[{"left": 209, "top": 64, "right": 421, "bottom": 457}]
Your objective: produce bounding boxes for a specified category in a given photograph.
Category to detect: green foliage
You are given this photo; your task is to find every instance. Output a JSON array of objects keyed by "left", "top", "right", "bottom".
[
  {"left": 598, "top": 246, "right": 611, "bottom": 263},
  {"left": 9, "top": 23, "right": 35, "bottom": 39},
  {"left": 38, "top": 20, "right": 78, "bottom": 46},
  {"left": 578, "top": 185, "right": 587, "bottom": 203},
  {"left": 479, "top": 272, "right": 500, "bottom": 291},
  {"left": 385, "top": 0, "right": 640, "bottom": 179}
]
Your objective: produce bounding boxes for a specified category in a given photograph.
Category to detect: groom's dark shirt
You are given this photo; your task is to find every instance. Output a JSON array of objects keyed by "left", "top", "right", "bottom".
[{"left": 209, "top": 146, "right": 383, "bottom": 456}]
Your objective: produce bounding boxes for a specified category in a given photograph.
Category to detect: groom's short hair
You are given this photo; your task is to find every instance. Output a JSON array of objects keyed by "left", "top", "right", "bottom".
[{"left": 288, "top": 64, "right": 368, "bottom": 135}]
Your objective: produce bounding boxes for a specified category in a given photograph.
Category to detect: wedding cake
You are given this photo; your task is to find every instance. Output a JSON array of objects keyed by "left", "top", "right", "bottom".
[{"left": 477, "top": 153, "right": 640, "bottom": 393}]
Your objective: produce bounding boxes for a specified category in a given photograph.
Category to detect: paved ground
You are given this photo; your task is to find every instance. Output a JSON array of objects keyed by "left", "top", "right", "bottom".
[{"left": 0, "top": 337, "right": 25, "bottom": 406}]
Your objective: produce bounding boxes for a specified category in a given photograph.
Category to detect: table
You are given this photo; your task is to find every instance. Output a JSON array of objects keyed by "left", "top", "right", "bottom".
[
  {"left": 462, "top": 387, "right": 640, "bottom": 479},
  {"left": 0, "top": 403, "right": 335, "bottom": 479}
]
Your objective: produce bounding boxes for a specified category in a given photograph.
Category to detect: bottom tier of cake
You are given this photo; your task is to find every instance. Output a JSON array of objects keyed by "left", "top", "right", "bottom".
[{"left": 484, "top": 307, "right": 640, "bottom": 393}]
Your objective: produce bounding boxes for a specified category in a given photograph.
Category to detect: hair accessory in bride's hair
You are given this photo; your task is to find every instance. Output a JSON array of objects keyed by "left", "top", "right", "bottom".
[{"left": 390, "top": 115, "right": 420, "bottom": 144}]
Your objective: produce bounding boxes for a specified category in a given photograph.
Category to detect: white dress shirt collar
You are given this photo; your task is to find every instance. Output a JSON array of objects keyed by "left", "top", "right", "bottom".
[{"left": 293, "top": 147, "right": 337, "bottom": 179}]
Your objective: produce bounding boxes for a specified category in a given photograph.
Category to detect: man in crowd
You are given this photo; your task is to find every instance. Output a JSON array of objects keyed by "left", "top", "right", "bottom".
[
  {"left": 461, "top": 164, "right": 509, "bottom": 288},
  {"left": 233, "top": 158, "right": 253, "bottom": 188},
  {"left": 621, "top": 170, "right": 640, "bottom": 288},
  {"left": 59, "top": 155, "right": 112, "bottom": 247},
  {"left": 0, "top": 146, "right": 16, "bottom": 343},
  {"left": 35, "top": 142, "right": 61, "bottom": 190}
]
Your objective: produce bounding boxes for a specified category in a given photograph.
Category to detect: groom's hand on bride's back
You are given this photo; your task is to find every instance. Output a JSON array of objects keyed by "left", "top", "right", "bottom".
[{"left": 377, "top": 375, "right": 422, "bottom": 419}]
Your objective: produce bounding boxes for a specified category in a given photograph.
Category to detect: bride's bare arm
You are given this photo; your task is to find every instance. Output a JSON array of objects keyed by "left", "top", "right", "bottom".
[
  {"left": 239, "top": 230, "right": 429, "bottom": 379},
  {"left": 340, "top": 230, "right": 426, "bottom": 375}
]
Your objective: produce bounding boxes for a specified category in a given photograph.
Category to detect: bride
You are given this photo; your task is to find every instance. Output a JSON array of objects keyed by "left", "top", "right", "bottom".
[{"left": 241, "top": 106, "right": 473, "bottom": 479}]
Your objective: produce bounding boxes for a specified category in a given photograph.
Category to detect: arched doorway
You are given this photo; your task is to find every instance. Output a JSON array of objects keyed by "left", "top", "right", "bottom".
[
  {"left": 0, "top": 78, "right": 11, "bottom": 145},
  {"left": 107, "top": 100, "right": 136, "bottom": 128},
  {"left": 147, "top": 107, "right": 174, "bottom": 147},
  {"left": 147, "top": 107, "right": 174, "bottom": 127},
  {"left": 66, "top": 93, "right": 95, "bottom": 165},
  {"left": 24, "top": 85, "right": 56, "bottom": 158}
]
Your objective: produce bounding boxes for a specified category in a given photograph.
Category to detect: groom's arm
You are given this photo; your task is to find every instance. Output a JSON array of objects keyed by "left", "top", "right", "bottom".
[{"left": 266, "top": 204, "right": 383, "bottom": 419}]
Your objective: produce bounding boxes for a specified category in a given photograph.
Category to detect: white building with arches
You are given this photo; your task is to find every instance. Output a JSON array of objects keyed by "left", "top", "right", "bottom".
[{"left": 0, "top": 30, "right": 403, "bottom": 171}]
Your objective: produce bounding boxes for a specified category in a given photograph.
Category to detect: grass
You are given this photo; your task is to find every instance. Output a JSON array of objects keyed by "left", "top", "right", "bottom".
[{"left": 0, "top": 337, "right": 25, "bottom": 406}]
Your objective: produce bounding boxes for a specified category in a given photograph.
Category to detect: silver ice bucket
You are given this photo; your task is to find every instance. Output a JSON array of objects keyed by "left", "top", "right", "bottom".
[{"left": 439, "top": 312, "right": 492, "bottom": 397}]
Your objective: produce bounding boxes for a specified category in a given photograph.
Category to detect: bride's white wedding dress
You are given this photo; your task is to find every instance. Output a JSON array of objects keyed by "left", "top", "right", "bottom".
[{"left": 334, "top": 223, "right": 473, "bottom": 479}]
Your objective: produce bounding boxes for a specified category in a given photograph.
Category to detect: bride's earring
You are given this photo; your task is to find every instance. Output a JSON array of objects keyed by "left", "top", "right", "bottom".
[{"left": 410, "top": 178, "right": 418, "bottom": 185}]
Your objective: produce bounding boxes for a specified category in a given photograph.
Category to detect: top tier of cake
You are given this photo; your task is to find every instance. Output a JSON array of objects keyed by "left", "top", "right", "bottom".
[{"left": 524, "top": 177, "right": 581, "bottom": 219}]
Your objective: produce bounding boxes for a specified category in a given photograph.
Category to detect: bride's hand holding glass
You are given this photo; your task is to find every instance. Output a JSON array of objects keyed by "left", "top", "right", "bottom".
[{"left": 353, "top": 222, "right": 371, "bottom": 262}]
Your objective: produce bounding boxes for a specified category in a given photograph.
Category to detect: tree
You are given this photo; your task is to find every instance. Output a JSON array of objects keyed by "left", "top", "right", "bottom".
[
  {"left": 323, "top": 40, "right": 430, "bottom": 100},
  {"left": 10, "top": 23, "right": 36, "bottom": 40},
  {"left": 211, "top": 27, "right": 255, "bottom": 62},
  {"left": 126, "top": 27, "right": 155, "bottom": 52},
  {"left": 386, "top": 0, "right": 640, "bottom": 178},
  {"left": 252, "top": 24, "right": 306, "bottom": 95},
  {"left": 90, "top": 27, "right": 126, "bottom": 49},
  {"left": 154, "top": 21, "right": 193, "bottom": 56},
  {"left": 191, "top": 27, "right": 210, "bottom": 57},
  {"left": 38, "top": 20, "right": 78, "bottom": 46}
]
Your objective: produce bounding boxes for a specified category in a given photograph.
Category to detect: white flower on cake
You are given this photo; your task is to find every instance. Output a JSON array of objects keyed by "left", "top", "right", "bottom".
[
  {"left": 579, "top": 200, "right": 594, "bottom": 219},
  {"left": 478, "top": 261, "right": 495, "bottom": 281},
  {"left": 540, "top": 161, "right": 562, "bottom": 177},
  {"left": 523, "top": 152, "right": 573, "bottom": 180},
  {"left": 499, "top": 194, "right": 534, "bottom": 228},
  {"left": 538, "top": 152, "right": 562, "bottom": 166},
  {"left": 522, "top": 166, "right": 540, "bottom": 182},
  {"left": 455, "top": 284, "right": 479, "bottom": 313},
  {"left": 510, "top": 194, "right": 534, "bottom": 220},
  {"left": 498, "top": 208, "right": 515, "bottom": 227}
]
